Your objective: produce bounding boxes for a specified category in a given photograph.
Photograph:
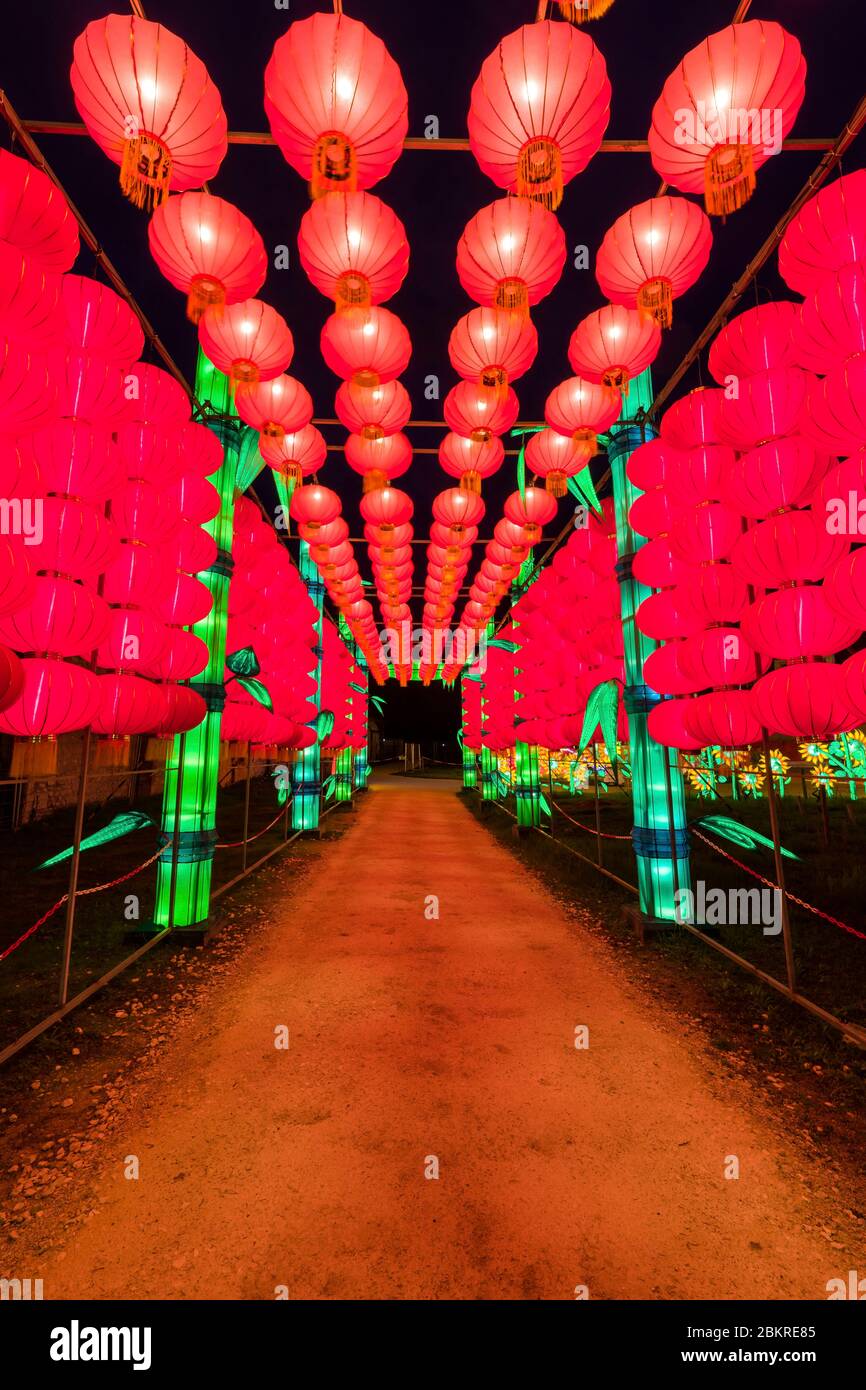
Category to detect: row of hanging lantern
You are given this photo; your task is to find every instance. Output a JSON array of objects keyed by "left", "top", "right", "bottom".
[
  {"left": 430, "top": 13, "right": 615, "bottom": 662},
  {"left": 632, "top": 168, "right": 866, "bottom": 750},
  {"left": 0, "top": 147, "right": 216, "bottom": 775},
  {"left": 266, "top": 9, "right": 414, "bottom": 676}
]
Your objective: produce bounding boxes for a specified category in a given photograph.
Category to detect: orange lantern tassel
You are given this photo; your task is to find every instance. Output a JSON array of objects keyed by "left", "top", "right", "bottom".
[
  {"left": 637, "top": 276, "right": 674, "bottom": 330},
  {"left": 120, "top": 132, "right": 172, "bottom": 211},
  {"left": 311, "top": 132, "right": 357, "bottom": 199},
  {"left": 517, "top": 138, "right": 563, "bottom": 211},
  {"left": 704, "top": 143, "right": 756, "bottom": 217}
]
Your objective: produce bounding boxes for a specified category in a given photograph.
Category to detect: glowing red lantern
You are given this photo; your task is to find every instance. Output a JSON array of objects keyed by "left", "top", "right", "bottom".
[
  {"left": 751, "top": 663, "right": 856, "bottom": 739},
  {"left": 449, "top": 307, "right": 538, "bottom": 400},
  {"left": 0, "top": 149, "right": 79, "bottom": 271},
  {"left": 596, "top": 196, "right": 712, "bottom": 329},
  {"left": 456, "top": 198, "right": 566, "bottom": 318},
  {"left": 803, "top": 356, "right": 866, "bottom": 457},
  {"left": 717, "top": 367, "right": 811, "bottom": 451},
  {"left": 721, "top": 438, "right": 826, "bottom": 519},
  {"left": 0, "top": 341, "right": 56, "bottom": 433},
  {"left": 0, "top": 658, "right": 100, "bottom": 773},
  {"left": 57, "top": 275, "right": 144, "bottom": 367},
  {"left": 742, "top": 588, "right": 860, "bottom": 659},
  {"left": 732, "top": 511, "right": 847, "bottom": 589},
  {"left": 335, "top": 379, "right": 410, "bottom": 440},
  {"left": 261, "top": 425, "right": 327, "bottom": 488},
  {"left": 71, "top": 14, "right": 228, "bottom": 209},
  {"left": 526, "top": 429, "right": 593, "bottom": 497},
  {"left": 439, "top": 432, "right": 504, "bottom": 493},
  {"left": 346, "top": 432, "right": 411, "bottom": 491},
  {"left": 648, "top": 20, "right": 806, "bottom": 216},
  {"left": 290, "top": 483, "right": 342, "bottom": 532},
  {"left": 568, "top": 304, "right": 660, "bottom": 395},
  {"left": 504, "top": 487, "right": 558, "bottom": 544},
  {"left": 265, "top": 12, "right": 408, "bottom": 197},
  {"left": 433, "top": 488, "right": 484, "bottom": 533},
  {"left": 0, "top": 643, "right": 24, "bottom": 713},
  {"left": 709, "top": 302, "right": 802, "bottom": 382},
  {"left": 234, "top": 374, "right": 312, "bottom": 442},
  {"left": 467, "top": 19, "right": 610, "bottom": 209},
  {"left": 779, "top": 170, "right": 866, "bottom": 296},
  {"left": 545, "top": 376, "right": 620, "bottom": 454},
  {"left": 443, "top": 380, "right": 519, "bottom": 442},
  {"left": 795, "top": 264, "right": 866, "bottom": 375},
  {"left": 199, "top": 299, "right": 293, "bottom": 392},
  {"left": 647, "top": 696, "right": 703, "bottom": 750},
  {"left": 684, "top": 691, "right": 763, "bottom": 749},
  {"left": 321, "top": 306, "right": 411, "bottom": 387},
  {"left": 148, "top": 191, "right": 267, "bottom": 322},
  {"left": 298, "top": 190, "right": 408, "bottom": 313}
]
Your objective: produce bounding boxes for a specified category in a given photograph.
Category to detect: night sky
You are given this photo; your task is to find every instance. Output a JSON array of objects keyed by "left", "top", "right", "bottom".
[{"left": 5, "top": 0, "right": 865, "bottom": 740}]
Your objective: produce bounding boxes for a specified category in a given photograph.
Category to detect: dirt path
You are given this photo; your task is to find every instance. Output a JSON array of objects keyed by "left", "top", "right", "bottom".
[{"left": 10, "top": 772, "right": 863, "bottom": 1300}]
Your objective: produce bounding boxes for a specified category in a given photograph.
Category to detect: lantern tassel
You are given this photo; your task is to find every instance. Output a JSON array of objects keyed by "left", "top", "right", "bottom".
[
  {"left": 637, "top": 277, "right": 674, "bottom": 330},
  {"left": 120, "top": 133, "right": 172, "bottom": 211},
  {"left": 517, "top": 138, "right": 563, "bottom": 211},
  {"left": 10, "top": 736, "right": 58, "bottom": 778},
  {"left": 704, "top": 143, "right": 756, "bottom": 217},
  {"left": 311, "top": 133, "right": 357, "bottom": 199}
]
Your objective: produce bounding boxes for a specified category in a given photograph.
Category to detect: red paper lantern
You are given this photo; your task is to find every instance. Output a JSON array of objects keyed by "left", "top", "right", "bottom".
[
  {"left": 717, "top": 367, "right": 811, "bottom": 451},
  {"left": 298, "top": 190, "right": 408, "bottom": 312},
  {"left": 684, "top": 691, "right": 762, "bottom": 748},
  {"left": 526, "top": 428, "right": 593, "bottom": 497},
  {"left": 0, "top": 576, "right": 109, "bottom": 658},
  {"left": 660, "top": 387, "right": 723, "bottom": 450},
  {"left": 0, "top": 148, "right": 79, "bottom": 271},
  {"left": 290, "top": 483, "right": 342, "bottom": 532},
  {"left": 449, "top": 307, "right": 538, "bottom": 400},
  {"left": 439, "top": 432, "right": 504, "bottom": 493},
  {"left": 779, "top": 170, "right": 866, "bottom": 296},
  {"left": 92, "top": 673, "right": 167, "bottom": 736},
  {"left": 648, "top": 20, "right": 806, "bottom": 216},
  {"left": 0, "top": 341, "right": 56, "bottom": 433},
  {"left": 321, "top": 306, "right": 411, "bottom": 387},
  {"left": 234, "top": 374, "right": 312, "bottom": 443},
  {"left": 432, "top": 488, "right": 484, "bottom": 532},
  {"left": 545, "top": 376, "right": 620, "bottom": 453},
  {"left": 346, "top": 432, "right": 411, "bottom": 492},
  {"left": 0, "top": 242, "right": 62, "bottom": 349},
  {"left": 795, "top": 264, "right": 866, "bottom": 375},
  {"left": 71, "top": 14, "right": 228, "bottom": 209},
  {"left": 751, "top": 662, "right": 856, "bottom": 739},
  {"left": 596, "top": 196, "right": 712, "bottom": 329},
  {"left": 261, "top": 424, "right": 327, "bottom": 488},
  {"left": 647, "top": 696, "right": 703, "bottom": 750},
  {"left": 58, "top": 275, "right": 144, "bottom": 365},
  {"left": 148, "top": 191, "right": 267, "bottom": 322},
  {"left": 802, "top": 356, "right": 866, "bottom": 457},
  {"left": 0, "top": 658, "right": 100, "bottom": 772},
  {"left": 335, "top": 379, "right": 410, "bottom": 440},
  {"left": 444, "top": 380, "right": 519, "bottom": 442},
  {"left": 0, "top": 643, "right": 24, "bottom": 713},
  {"left": 742, "top": 588, "right": 860, "bottom": 659},
  {"left": 731, "top": 511, "right": 847, "bottom": 589},
  {"left": 456, "top": 198, "right": 566, "bottom": 317},
  {"left": 467, "top": 19, "right": 610, "bottom": 209},
  {"left": 709, "top": 301, "right": 802, "bottom": 381},
  {"left": 265, "top": 12, "right": 408, "bottom": 197},
  {"left": 721, "top": 437, "right": 826, "bottom": 519},
  {"left": 504, "top": 486, "right": 558, "bottom": 544},
  {"left": 198, "top": 299, "right": 293, "bottom": 392},
  {"left": 568, "top": 304, "right": 660, "bottom": 395}
]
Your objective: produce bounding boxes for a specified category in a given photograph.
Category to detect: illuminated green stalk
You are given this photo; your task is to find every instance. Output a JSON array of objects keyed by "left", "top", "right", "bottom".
[
  {"left": 607, "top": 368, "right": 691, "bottom": 923},
  {"left": 480, "top": 747, "right": 497, "bottom": 801},
  {"left": 154, "top": 349, "right": 240, "bottom": 929},
  {"left": 512, "top": 554, "right": 541, "bottom": 829},
  {"left": 340, "top": 613, "right": 370, "bottom": 791},
  {"left": 291, "top": 539, "right": 324, "bottom": 831}
]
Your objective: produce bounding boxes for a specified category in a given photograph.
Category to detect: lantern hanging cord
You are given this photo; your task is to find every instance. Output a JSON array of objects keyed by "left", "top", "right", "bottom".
[
  {"left": 215, "top": 800, "right": 293, "bottom": 849},
  {"left": 551, "top": 797, "right": 632, "bottom": 840}
]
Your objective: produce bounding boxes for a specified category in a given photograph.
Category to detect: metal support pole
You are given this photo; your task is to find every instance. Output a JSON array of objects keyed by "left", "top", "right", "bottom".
[
  {"left": 761, "top": 730, "right": 797, "bottom": 994},
  {"left": 242, "top": 741, "right": 252, "bottom": 872},
  {"left": 58, "top": 728, "right": 92, "bottom": 1006}
]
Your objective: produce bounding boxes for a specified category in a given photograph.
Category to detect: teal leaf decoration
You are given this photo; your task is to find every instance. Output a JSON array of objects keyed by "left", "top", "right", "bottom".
[
  {"left": 539, "top": 791, "right": 552, "bottom": 818},
  {"left": 370, "top": 696, "right": 386, "bottom": 715},
  {"left": 577, "top": 679, "right": 620, "bottom": 767},
  {"left": 350, "top": 682, "right": 367, "bottom": 694},
  {"left": 234, "top": 426, "right": 266, "bottom": 496},
  {"left": 308, "top": 709, "right": 335, "bottom": 743},
  {"left": 567, "top": 466, "right": 603, "bottom": 516},
  {"left": 226, "top": 646, "right": 260, "bottom": 678},
  {"left": 456, "top": 727, "right": 464, "bottom": 750},
  {"left": 694, "top": 815, "right": 799, "bottom": 860},
  {"left": 34, "top": 812, "right": 157, "bottom": 870},
  {"left": 322, "top": 773, "right": 336, "bottom": 801},
  {"left": 237, "top": 677, "right": 273, "bottom": 712},
  {"left": 464, "top": 672, "right": 483, "bottom": 683},
  {"left": 487, "top": 638, "right": 520, "bottom": 653}
]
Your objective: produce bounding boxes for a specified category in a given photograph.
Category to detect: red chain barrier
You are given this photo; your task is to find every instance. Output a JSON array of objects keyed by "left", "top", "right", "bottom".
[{"left": 691, "top": 828, "right": 866, "bottom": 944}]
